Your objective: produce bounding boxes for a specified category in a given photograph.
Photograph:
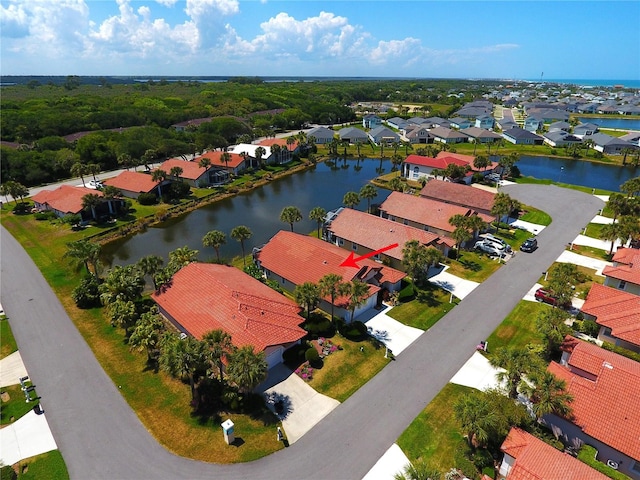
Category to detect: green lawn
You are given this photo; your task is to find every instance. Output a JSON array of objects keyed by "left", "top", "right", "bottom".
[
  {"left": 486, "top": 301, "right": 547, "bottom": 352},
  {"left": 1, "top": 315, "right": 18, "bottom": 359},
  {"left": 387, "top": 283, "right": 458, "bottom": 330},
  {"left": 577, "top": 445, "right": 631, "bottom": 480},
  {"left": 584, "top": 222, "right": 606, "bottom": 240},
  {"left": 568, "top": 244, "right": 611, "bottom": 261},
  {"left": 519, "top": 205, "right": 552, "bottom": 226},
  {"left": 0, "top": 383, "right": 37, "bottom": 425},
  {"left": 515, "top": 177, "right": 614, "bottom": 196},
  {"left": 443, "top": 250, "right": 503, "bottom": 283},
  {"left": 15, "top": 450, "right": 70, "bottom": 480},
  {"left": 397, "top": 383, "right": 478, "bottom": 478}
]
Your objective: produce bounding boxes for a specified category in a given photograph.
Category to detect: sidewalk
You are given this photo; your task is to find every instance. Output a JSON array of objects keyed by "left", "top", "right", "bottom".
[{"left": 0, "top": 351, "right": 28, "bottom": 388}]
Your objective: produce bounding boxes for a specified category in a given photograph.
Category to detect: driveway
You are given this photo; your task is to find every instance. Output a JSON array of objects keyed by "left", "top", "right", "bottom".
[
  {"left": 427, "top": 266, "right": 480, "bottom": 300},
  {"left": 0, "top": 351, "right": 28, "bottom": 388},
  {"left": 361, "top": 305, "right": 424, "bottom": 355},
  {"left": 449, "top": 351, "right": 506, "bottom": 392},
  {"left": 0, "top": 184, "right": 604, "bottom": 479},
  {"left": 259, "top": 364, "right": 339, "bottom": 444},
  {"left": 0, "top": 410, "right": 58, "bottom": 466}
]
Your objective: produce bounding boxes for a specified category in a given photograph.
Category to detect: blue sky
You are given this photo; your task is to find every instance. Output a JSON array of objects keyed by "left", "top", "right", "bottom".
[{"left": 1, "top": 0, "right": 639, "bottom": 80}]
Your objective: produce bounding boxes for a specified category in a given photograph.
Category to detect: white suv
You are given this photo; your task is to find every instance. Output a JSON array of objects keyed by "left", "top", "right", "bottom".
[{"left": 474, "top": 240, "right": 505, "bottom": 256}]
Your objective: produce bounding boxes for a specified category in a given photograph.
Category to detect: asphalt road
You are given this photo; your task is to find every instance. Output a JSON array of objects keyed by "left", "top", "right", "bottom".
[{"left": 0, "top": 184, "right": 604, "bottom": 480}]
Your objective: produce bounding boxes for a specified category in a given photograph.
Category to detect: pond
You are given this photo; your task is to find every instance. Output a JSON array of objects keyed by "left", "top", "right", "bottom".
[
  {"left": 515, "top": 155, "right": 639, "bottom": 191},
  {"left": 102, "top": 158, "right": 393, "bottom": 266},
  {"left": 575, "top": 117, "right": 640, "bottom": 130}
]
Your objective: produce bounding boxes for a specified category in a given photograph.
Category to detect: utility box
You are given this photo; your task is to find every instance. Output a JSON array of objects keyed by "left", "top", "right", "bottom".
[{"left": 221, "top": 419, "right": 235, "bottom": 445}]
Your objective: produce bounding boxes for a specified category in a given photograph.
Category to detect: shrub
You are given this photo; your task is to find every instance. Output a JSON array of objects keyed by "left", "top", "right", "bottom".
[
  {"left": 305, "top": 347, "right": 320, "bottom": 363},
  {"left": 575, "top": 319, "right": 599, "bottom": 338},
  {"left": 510, "top": 165, "right": 521, "bottom": 178},
  {"left": 72, "top": 275, "right": 102, "bottom": 309},
  {"left": 137, "top": 192, "right": 157, "bottom": 205},
  {"left": 0, "top": 465, "right": 17, "bottom": 480},
  {"left": 472, "top": 448, "right": 494, "bottom": 470},
  {"left": 62, "top": 213, "right": 82, "bottom": 225},
  {"left": 34, "top": 210, "right": 57, "bottom": 221},
  {"left": 169, "top": 181, "right": 191, "bottom": 199},
  {"left": 342, "top": 320, "right": 368, "bottom": 341},
  {"left": 12, "top": 202, "right": 31, "bottom": 215}
]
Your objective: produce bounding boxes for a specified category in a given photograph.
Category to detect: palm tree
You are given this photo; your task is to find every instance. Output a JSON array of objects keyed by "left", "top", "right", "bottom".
[
  {"left": 137, "top": 255, "right": 164, "bottom": 290},
  {"left": 489, "top": 347, "right": 537, "bottom": 399},
  {"left": 117, "top": 153, "right": 133, "bottom": 171},
  {"left": 346, "top": 280, "right": 370, "bottom": 322},
  {"left": 450, "top": 227, "right": 471, "bottom": 259},
  {"left": 394, "top": 460, "right": 440, "bottom": 480},
  {"left": 270, "top": 143, "right": 282, "bottom": 164},
  {"left": 99, "top": 264, "right": 145, "bottom": 305},
  {"left": 473, "top": 155, "right": 490, "bottom": 172},
  {"left": 64, "top": 239, "right": 101, "bottom": 278},
  {"left": 524, "top": 370, "right": 573, "bottom": 421},
  {"left": 599, "top": 222, "right": 623, "bottom": 255},
  {"left": 319, "top": 273, "right": 347, "bottom": 322},
  {"left": 309, "top": 206, "right": 327, "bottom": 238},
  {"left": 226, "top": 345, "right": 268, "bottom": 394},
  {"left": 141, "top": 149, "right": 157, "bottom": 170},
  {"left": 202, "top": 329, "right": 235, "bottom": 381},
  {"left": 151, "top": 169, "right": 168, "bottom": 197},
  {"left": 286, "top": 136, "right": 296, "bottom": 153},
  {"left": 220, "top": 152, "right": 232, "bottom": 170},
  {"left": 167, "top": 246, "right": 199, "bottom": 276},
  {"left": 491, "top": 192, "right": 514, "bottom": 232},
  {"left": 198, "top": 157, "right": 212, "bottom": 172},
  {"left": 254, "top": 146, "right": 266, "bottom": 169},
  {"left": 231, "top": 225, "right": 252, "bottom": 268},
  {"left": 88, "top": 163, "right": 101, "bottom": 181},
  {"left": 71, "top": 162, "right": 89, "bottom": 187},
  {"left": 81, "top": 193, "right": 103, "bottom": 221},
  {"left": 102, "top": 185, "right": 121, "bottom": 214},
  {"left": 359, "top": 184, "right": 378, "bottom": 214},
  {"left": 294, "top": 282, "right": 321, "bottom": 320},
  {"left": 169, "top": 166, "right": 183, "bottom": 182},
  {"left": 202, "top": 230, "right": 227, "bottom": 262},
  {"left": 128, "top": 310, "right": 165, "bottom": 362},
  {"left": 280, "top": 206, "right": 303, "bottom": 232},
  {"left": 160, "top": 334, "right": 207, "bottom": 403},
  {"left": 453, "top": 392, "right": 498, "bottom": 451},
  {"left": 342, "top": 191, "right": 360, "bottom": 209}
]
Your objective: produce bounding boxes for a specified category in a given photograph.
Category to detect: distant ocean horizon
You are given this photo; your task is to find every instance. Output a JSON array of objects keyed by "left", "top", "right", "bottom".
[{"left": 527, "top": 78, "right": 640, "bottom": 88}]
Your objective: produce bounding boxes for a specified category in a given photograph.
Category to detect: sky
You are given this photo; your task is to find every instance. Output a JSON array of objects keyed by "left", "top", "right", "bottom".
[{"left": 1, "top": 0, "right": 639, "bottom": 80}]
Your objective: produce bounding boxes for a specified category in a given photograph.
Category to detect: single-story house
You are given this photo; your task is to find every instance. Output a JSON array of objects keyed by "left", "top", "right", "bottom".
[
  {"left": 197, "top": 150, "right": 248, "bottom": 176},
  {"left": 429, "top": 127, "right": 470, "bottom": 144},
  {"left": 543, "top": 130, "right": 583, "bottom": 148},
  {"left": 368, "top": 126, "right": 400, "bottom": 144},
  {"left": 548, "top": 120, "right": 571, "bottom": 132},
  {"left": 152, "top": 263, "right": 307, "bottom": 369},
  {"left": 603, "top": 247, "right": 640, "bottom": 296},
  {"left": 254, "top": 231, "right": 405, "bottom": 321},
  {"left": 404, "top": 126, "right": 433, "bottom": 144},
  {"left": 338, "top": 127, "right": 369, "bottom": 144},
  {"left": 498, "top": 427, "right": 608, "bottom": 480},
  {"left": 619, "top": 132, "right": 640, "bottom": 147},
  {"left": 460, "top": 127, "right": 502, "bottom": 144},
  {"left": 502, "top": 127, "right": 544, "bottom": 145},
  {"left": 419, "top": 179, "right": 496, "bottom": 217},
  {"left": 104, "top": 171, "right": 168, "bottom": 199},
  {"left": 171, "top": 117, "right": 212, "bottom": 132},
  {"left": 401, "top": 154, "right": 470, "bottom": 182},
  {"left": 386, "top": 117, "right": 408, "bottom": 130},
  {"left": 158, "top": 158, "right": 215, "bottom": 188},
  {"left": 454, "top": 106, "right": 492, "bottom": 118},
  {"left": 523, "top": 116, "right": 544, "bottom": 132},
  {"left": 258, "top": 137, "right": 300, "bottom": 164},
  {"left": 583, "top": 133, "right": 638, "bottom": 155},
  {"left": 577, "top": 103, "right": 599, "bottom": 114},
  {"left": 448, "top": 117, "right": 473, "bottom": 130},
  {"left": 497, "top": 119, "right": 518, "bottom": 130},
  {"left": 544, "top": 336, "right": 640, "bottom": 480},
  {"left": 325, "top": 207, "right": 454, "bottom": 272},
  {"left": 423, "top": 117, "right": 450, "bottom": 129},
  {"left": 573, "top": 122, "right": 600, "bottom": 138},
  {"left": 31, "top": 185, "right": 116, "bottom": 221},
  {"left": 307, "top": 126, "right": 335, "bottom": 144},
  {"left": 229, "top": 143, "right": 273, "bottom": 167},
  {"left": 475, "top": 115, "right": 495, "bottom": 130},
  {"left": 581, "top": 283, "right": 640, "bottom": 353},
  {"left": 362, "top": 114, "right": 382, "bottom": 129},
  {"left": 379, "top": 191, "right": 492, "bottom": 241}
]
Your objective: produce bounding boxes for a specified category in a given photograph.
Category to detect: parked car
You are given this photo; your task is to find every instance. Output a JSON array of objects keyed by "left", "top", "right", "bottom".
[
  {"left": 534, "top": 288, "right": 571, "bottom": 308},
  {"left": 520, "top": 238, "right": 538, "bottom": 252},
  {"left": 89, "top": 180, "right": 104, "bottom": 189},
  {"left": 474, "top": 240, "right": 505, "bottom": 256},
  {"left": 479, "top": 233, "right": 506, "bottom": 248},
  {"left": 487, "top": 173, "right": 501, "bottom": 182}
]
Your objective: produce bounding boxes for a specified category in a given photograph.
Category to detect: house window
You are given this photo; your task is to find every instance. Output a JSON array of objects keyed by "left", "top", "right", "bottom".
[
  {"left": 352, "top": 243, "right": 358, "bottom": 251},
  {"left": 619, "top": 280, "right": 627, "bottom": 290},
  {"left": 631, "top": 460, "right": 640, "bottom": 475},
  {"left": 338, "top": 238, "right": 344, "bottom": 246},
  {"left": 403, "top": 219, "right": 408, "bottom": 225},
  {"left": 374, "top": 254, "right": 381, "bottom": 261},
  {"left": 602, "top": 327, "right": 612, "bottom": 337}
]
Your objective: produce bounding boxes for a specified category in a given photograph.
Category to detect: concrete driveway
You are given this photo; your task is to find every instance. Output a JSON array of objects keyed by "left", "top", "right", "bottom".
[
  {"left": 259, "top": 364, "right": 339, "bottom": 444},
  {"left": 0, "top": 410, "right": 58, "bottom": 466},
  {"left": 450, "top": 351, "right": 506, "bottom": 392},
  {"left": 428, "top": 265, "right": 480, "bottom": 300},
  {"left": 361, "top": 305, "right": 424, "bottom": 355}
]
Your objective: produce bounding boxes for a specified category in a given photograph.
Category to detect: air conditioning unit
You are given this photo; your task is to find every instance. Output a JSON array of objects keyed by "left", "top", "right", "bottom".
[{"left": 607, "top": 459, "right": 619, "bottom": 470}]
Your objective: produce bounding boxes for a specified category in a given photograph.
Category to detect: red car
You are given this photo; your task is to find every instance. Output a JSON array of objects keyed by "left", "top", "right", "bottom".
[{"left": 535, "top": 288, "right": 570, "bottom": 308}]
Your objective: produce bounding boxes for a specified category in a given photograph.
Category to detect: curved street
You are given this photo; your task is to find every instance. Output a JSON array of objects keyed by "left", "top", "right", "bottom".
[{"left": 0, "top": 184, "right": 604, "bottom": 479}]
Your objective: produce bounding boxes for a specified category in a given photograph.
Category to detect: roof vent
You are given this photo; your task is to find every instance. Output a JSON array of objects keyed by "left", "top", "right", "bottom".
[
  {"left": 323, "top": 260, "right": 328, "bottom": 264},
  {"left": 607, "top": 460, "right": 619, "bottom": 470},
  {"left": 390, "top": 229, "right": 394, "bottom": 232},
  {"left": 603, "top": 361, "right": 613, "bottom": 369}
]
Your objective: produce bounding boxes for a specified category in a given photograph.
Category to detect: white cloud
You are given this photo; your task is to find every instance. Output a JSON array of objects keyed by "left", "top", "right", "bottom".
[
  {"left": 155, "top": 0, "right": 179, "bottom": 6},
  {"left": 369, "top": 38, "right": 423, "bottom": 66}
]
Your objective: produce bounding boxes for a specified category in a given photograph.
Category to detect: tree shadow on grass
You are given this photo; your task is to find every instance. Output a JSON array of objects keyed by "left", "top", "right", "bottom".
[{"left": 458, "top": 256, "right": 482, "bottom": 272}]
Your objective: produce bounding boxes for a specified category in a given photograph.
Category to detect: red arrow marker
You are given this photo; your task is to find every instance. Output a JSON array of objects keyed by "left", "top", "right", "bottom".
[{"left": 340, "top": 243, "right": 399, "bottom": 268}]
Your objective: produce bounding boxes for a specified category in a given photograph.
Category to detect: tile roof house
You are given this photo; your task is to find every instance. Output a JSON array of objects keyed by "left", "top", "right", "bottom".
[
  {"left": 581, "top": 283, "right": 640, "bottom": 353},
  {"left": 544, "top": 336, "right": 640, "bottom": 479},
  {"left": 379, "top": 191, "right": 492, "bottom": 240},
  {"left": 325, "top": 207, "right": 453, "bottom": 272},
  {"left": 254, "top": 231, "right": 405, "bottom": 321},
  {"left": 401, "top": 154, "right": 470, "bottom": 182},
  {"left": 368, "top": 125, "right": 400, "bottom": 144},
  {"left": 152, "top": 263, "right": 307, "bottom": 369},
  {"left": 197, "top": 150, "right": 248, "bottom": 176},
  {"left": 338, "top": 127, "right": 369, "bottom": 144},
  {"left": 257, "top": 137, "right": 299, "bottom": 164},
  {"left": 307, "top": 126, "right": 336, "bottom": 144},
  {"left": 103, "top": 171, "right": 167, "bottom": 199},
  {"left": 158, "top": 158, "right": 214, "bottom": 187},
  {"left": 31, "top": 185, "right": 111, "bottom": 221},
  {"left": 419, "top": 179, "right": 496, "bottom": 216},
  {"left": 229, "top": 143, "right": 273, "bottom": 168},
  {"left": 502, "top": 127, "right": 544, "bottom": 145},
  {"left": 603, "top": 247, "right": 640, "bottom": 296},
  {"left": 498, "top": 427, "right": 608, "bottom": 480}
]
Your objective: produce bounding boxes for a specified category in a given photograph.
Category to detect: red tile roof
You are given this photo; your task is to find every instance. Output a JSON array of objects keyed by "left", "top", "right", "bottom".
[
  {"left": 581, "top": 283, "right": 640, "bottom": 347},
  {"left": 380, "top": 191, "right": 481, "bottom": 233},
  {"left": 403, "top": 154, "right": 468, "bottom": 169},
  {"left": 548, "top": 336, "right": 640, "bottom": 460},
  {"left": 437, "top": 151, "right": 500, "bottom": 171},
  {"left": 500, "top": 427, "right": 608, "bottom": 480},
  {"left": 256, "top": 231, "right": 405, "bottom": 306},
  {"left": 258, "top": 137, "right": 300, "bottom": 151},
  {"left": 31, "top": 185, "right": 103, "bottom": 215},
  {"left": 603, "top": 248, "right": 640, "bottom": 285},
  {"left": 327, "top": 208, "right": 453, "bottom": 259},
  {"left": 152, "top": 263, "right": 306, "bottom": 351},
  {"left": 104, "top": 171, "right": 160, "bottom": 194},
  {"left": 419, "top": 179, "right": 496, "bottom": 212},
  {"left": 158, "top": 159, "right": 209, "bottom": 181},
  {"left": 196, "top": 150, "right": 246, "bottom": 170}
]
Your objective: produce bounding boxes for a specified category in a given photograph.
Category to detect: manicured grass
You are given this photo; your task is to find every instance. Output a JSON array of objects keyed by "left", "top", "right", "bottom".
[
  {"left": 568, "top": 244, "right": 611, "bottom": 261},
  {"left": 308, "top": 335, "right": 390, "bottom": 402},
  {"left": 519, "top": 205, "right": 552, "bottom": 226},
  {"left": 387, "top": 284, "right": 458, "bottom": 330},
  {"left": 577, "top": 445, "right": 631, "bottom": 480},
  {"left": 584, "top": 222, "right": 606, "bottom": 239},
  {"left": 515, "top": 177, "right": 614, "bottom": 196},
  {"left": 0, "top": 383, "right": 37, "bottom": 425},
  {"left": 443, "top": 250, "right": 503, "bottom": 283},
  {"left": 16, "top": 450, "right": 70, "bottom": 480},
  {"left": 397, "top": 383, "right": 476, "bottom": 477},
  {"left": 1, "top": 315, "right": 18, "bottom": 359},
  {"left": 485, "top": 301, "right": 546, "bottom": 352}
]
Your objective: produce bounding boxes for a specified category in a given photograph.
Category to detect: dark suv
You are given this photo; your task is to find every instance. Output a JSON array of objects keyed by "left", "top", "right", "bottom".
[{"left": 520, "top": 238, "right": 538, "bottom": 252}]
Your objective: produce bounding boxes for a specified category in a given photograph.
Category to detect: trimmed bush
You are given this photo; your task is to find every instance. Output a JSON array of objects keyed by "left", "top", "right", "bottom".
[
  {"left": 305, "top": 347, "right": 320, "bottom": 363},
  {"left": 35, "top": 210, "right": 57, "bottom": 221},
  {"left": 137, "top": 192, "right": 157, "bottom": 205},
  {"left": 72, "top": 275, "right": 102, "bottom": 309}
]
